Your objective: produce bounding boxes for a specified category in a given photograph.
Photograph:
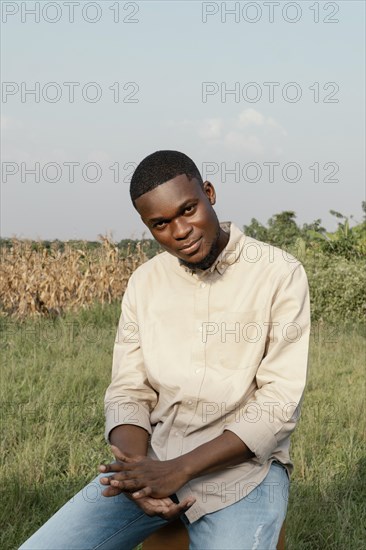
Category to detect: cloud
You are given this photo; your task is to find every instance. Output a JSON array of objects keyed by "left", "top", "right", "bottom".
[
  {"left": 1, "top": 115, "right": 24, "bottom": 131},
  {"left": 168, "top": 109, "right": 287, "bottom": 157},
  {"left": 267, "top": 116, "right": 287, "bottom": 136},
  {"left": 237, "top": 108, "right": 265, "bottom": 128},
  {"left": 86, "top": 150, "right": 113, "bottom": 164},
  {"left": 198, "top": 118, "right": 223, "bottom": 140},
  {"left": 224, "top": 132, "right": 263, "bottom": 155}
]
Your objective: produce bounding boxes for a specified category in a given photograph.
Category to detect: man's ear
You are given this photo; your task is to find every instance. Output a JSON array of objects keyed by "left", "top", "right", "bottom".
[{"left": 202, "top": 181, "right": 216, "bottom": 205}]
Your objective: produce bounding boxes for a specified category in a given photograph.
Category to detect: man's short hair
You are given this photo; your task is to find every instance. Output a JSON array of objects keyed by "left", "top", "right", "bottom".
[{"left": 130, "top": 150, "right": 203, "bottom": 204}]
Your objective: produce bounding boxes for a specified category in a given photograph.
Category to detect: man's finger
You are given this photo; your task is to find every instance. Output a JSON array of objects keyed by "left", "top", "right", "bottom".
[
  {"left": 99, "top": 461, "right": 125, "bottom": 473},
  {"left": 110, "top": 478, "right": 141, "bottom": 492},
  {"left": 99, "top": 476, "right": 112, "bottom": 485},
  {"left": 178, "top": 497, "right": 196, "bottom": 510},
  {"left": 110, "top": 445, "right": 137, "bottom": 463},
  {"left": 101, "top": 485, "right": 123, "bottom": 497},
  {"left": 132, "top": 486, "right": 153, "bottom": 499},
  {"left": 163, "top": 500, "right": 195, "bottom": 520}
]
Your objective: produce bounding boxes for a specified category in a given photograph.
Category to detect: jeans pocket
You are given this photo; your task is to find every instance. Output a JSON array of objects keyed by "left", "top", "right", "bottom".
[{"left": 272, "top": 460, "right": 290, "bottom": 481}]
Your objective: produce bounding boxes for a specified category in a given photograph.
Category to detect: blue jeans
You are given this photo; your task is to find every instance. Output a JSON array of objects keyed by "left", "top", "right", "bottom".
[{"left": 19, "top": 461, "right": 289, "bottom": 550}]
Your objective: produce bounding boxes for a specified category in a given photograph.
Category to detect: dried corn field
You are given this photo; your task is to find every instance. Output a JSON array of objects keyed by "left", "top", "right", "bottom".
[{"left": 0, "top": 237, "right": 148, "bottom": 319}]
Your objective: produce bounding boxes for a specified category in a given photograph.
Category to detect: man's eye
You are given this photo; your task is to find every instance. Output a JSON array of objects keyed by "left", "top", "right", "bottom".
[
  {"left": 185, "top": 205, "right": 195, "bottom": 213},
  {"left": 155, "top": 221, "right": 166, "bottom": 228}
]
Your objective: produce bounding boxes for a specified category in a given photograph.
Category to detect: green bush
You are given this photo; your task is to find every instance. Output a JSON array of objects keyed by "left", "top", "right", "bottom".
[
  {"left": 303, "top": 253, "right": 366, "bottom": 321},
  {"left": 243, "top": 205, "right": 366, "bottom": 322}
]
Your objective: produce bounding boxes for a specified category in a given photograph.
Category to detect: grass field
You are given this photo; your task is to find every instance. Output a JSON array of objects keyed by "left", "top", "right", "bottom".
[{"left": 1, "top": 302, "right": 365, "bottom": 549}]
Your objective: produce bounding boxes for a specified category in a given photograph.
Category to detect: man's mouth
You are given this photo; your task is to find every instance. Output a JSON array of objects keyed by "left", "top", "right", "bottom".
[{"left": 178, "top": 237, "right": 202, "bottom": 255}]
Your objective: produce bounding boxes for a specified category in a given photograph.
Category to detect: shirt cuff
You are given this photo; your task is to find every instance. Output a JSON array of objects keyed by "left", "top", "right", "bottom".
[{"left": 224, "top": 420, "right": 278, "bottom": 464}]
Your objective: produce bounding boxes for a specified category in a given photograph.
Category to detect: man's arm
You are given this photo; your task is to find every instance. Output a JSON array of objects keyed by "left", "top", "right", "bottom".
[
  {"left": 177, "top": 430, "right": 254, "bottom": 478},
  {"left": 104, "top": 273, "right": 157, "bottom": 442},
  {"left": 100, "top": 430, "right": 252, "bottom": 498},
  {"left": 222, "top": 262, "right": 311, "bottom": 462},
  {"left": 102, "top": 276, "right": 197, "bottom": 518},
  {"left": 109, "top": 424, "right": 149, "bottom": 456}
]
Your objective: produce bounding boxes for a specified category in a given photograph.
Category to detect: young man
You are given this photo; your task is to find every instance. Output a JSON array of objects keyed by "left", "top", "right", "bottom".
[{"left": 20, "top": 150, "right": 310, "bottom": 549}]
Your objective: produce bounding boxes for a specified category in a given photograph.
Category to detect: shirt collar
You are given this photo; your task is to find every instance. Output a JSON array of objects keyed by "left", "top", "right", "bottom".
[{"left": 178, "top": 221, "right": 245, "bottom": 277}]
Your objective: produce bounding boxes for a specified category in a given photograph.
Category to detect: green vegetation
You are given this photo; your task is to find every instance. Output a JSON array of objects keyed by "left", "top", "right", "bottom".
[
  {"left": 1, "top": 206, "right": 364, "bottom": 548},
  {"left": 0, "top": 236, "right": 162, "bottom": 260},
  {"left": 0, "top": 303, "right": 117, "bottom": 549},
  {"left": 1, "top": 305, "right": 365, "bottom": 549},
  {"left": 243, "top": 205, "right": 366, "bottom": 321},
  {"left": 243, "top": 203, "right": 366, "bottom": 260},
  {"left": 2, "top": 205, "right": 363, "bottom": 321}
]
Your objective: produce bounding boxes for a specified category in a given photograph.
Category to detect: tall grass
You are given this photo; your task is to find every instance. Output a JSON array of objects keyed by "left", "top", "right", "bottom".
[
  {"left": 1, "top": 237, "right": 365, "bottom": 322},
  {"left": 1, "top": 303, "right": 365, "bottom": 549},
  {"left": 0, "top": 238, "right": 147, "bottom": 318}
]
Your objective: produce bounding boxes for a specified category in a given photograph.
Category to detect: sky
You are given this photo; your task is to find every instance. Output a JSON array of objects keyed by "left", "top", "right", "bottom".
[{"left": 1, "top": 0, "right": 365, "bottom": 241}]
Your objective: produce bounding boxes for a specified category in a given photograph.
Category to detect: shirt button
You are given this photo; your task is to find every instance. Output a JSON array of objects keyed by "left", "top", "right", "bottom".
[
  {"left": 198, "top": 326, "right": 203, "bottom": 332},
  {"left": 195, "top": 368, "right": 202, "bottom": 374},
  {"left": 188, "top": 400, "right": 193, "bottom": 405},
  {"left": 200, "top": 282, "right": 206, "bottom": 288},
  {"left": 174, "top": 431, "right": 179, "bottom": 436}
]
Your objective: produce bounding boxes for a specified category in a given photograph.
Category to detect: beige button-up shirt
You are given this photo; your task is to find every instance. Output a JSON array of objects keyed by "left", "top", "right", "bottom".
[{"left": 104, "top": 222, "right": 311, "bottom": 522}]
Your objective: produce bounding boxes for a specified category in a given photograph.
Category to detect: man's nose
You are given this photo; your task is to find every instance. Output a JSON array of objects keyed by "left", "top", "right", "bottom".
[{"left": 171, "top": 218, "right": 192, "bottom": 240}]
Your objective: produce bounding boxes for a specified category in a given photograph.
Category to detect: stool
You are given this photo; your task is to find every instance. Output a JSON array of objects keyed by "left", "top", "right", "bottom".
[{"left": 144, "top": 519, "right": 286, "bottom": 549}]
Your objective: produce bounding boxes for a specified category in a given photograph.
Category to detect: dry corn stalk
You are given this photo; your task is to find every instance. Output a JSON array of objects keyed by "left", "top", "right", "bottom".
[{"left": 0, "top": 236, "right": 148, "bottom": 319}]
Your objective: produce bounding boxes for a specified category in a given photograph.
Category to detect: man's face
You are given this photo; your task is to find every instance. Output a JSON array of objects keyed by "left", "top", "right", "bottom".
[{"left": 135, "top": 174, "right": 227, "bottom": 268}]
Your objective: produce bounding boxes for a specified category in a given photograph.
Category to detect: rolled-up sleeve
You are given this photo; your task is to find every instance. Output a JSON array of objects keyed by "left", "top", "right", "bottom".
[
  {"left": 104, "top": 273, "right": 158, "bottom": 442},
  {"left": 224, "top": 263, "right": 311, "bottom": 463}
]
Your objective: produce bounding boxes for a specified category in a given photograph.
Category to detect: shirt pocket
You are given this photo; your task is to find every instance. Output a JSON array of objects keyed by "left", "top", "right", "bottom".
[{"left": 205, "top": 309, "right": 267, "bottom": 371}]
